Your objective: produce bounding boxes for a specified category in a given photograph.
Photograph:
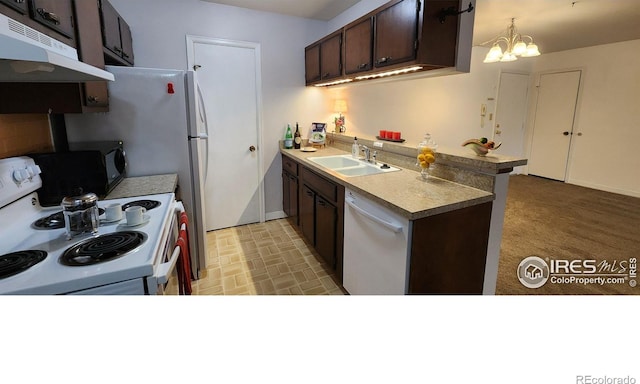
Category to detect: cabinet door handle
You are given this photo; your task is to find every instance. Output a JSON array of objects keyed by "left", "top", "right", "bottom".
[
  {"left": 37, "top": 8, "right": 60, "bottom": 25},
  {"left": 249, "top": 145, "right": 256, "bottom": 152},
  {"left": 305, "top": 190, "right": 313, "bottom": 197},
  {"left": 113, "top": 46, "right": 122, "bottom": 53},
  {"left": 563, "top": 131, "right": 571, "bottom": 136},
  {"left": 87, "top": 96, "right": 100, "bottom": 104},
  {"left": 376, "top": 56, "right": 392, "bottom": 64},
  {"left": 358, "top": 63, "right": 368, "bottom": 69}
]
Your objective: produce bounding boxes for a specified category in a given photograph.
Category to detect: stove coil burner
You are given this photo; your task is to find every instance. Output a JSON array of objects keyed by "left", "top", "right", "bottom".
[
  {"left": 0, "top": 250, "right": 47, "bottom": 279},
  {"left": 34, "top": 209, "right": 105, "bottom": 230},
  {"left": 122, "top": 200, "right": 161, "bottom": 211},
  {"left": 60, "top": 231, "right": 147, "bottom": 266}
]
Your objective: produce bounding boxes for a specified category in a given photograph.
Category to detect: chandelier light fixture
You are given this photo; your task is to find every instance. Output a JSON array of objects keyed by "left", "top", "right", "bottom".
[{"left": 482, "top": 18, "right": 541, "bottom": 63}]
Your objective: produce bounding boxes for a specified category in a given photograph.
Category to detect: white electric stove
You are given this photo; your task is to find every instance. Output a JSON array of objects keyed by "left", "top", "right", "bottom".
[{"left": 0, "top": 156, "right": 180, "bottom": 295}]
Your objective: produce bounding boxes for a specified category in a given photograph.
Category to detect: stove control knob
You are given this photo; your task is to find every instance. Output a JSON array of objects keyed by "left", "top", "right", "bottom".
[
  {"left": 30, "top": 165, "right": 42, "bottom": 175},
  {"left": 27, "top": 165, "right": 41, "bottom": 177},
  {"left": 13, "top": 168, "right": 29, "bottom": 183}
]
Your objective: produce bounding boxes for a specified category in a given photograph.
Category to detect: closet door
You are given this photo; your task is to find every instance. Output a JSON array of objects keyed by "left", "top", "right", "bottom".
[{"left": 528, "top": 70, "right": 581, "bottom": 181}]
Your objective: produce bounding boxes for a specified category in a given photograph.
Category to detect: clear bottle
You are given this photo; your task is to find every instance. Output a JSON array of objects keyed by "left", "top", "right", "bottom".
[
  {"left": 293, "top": 123, "right": 301, "bottom": 149},
  {"left": 284, "top": 124, "right": 293, "bottom": 149},
  {"left": 351, "top": 136, "right": 359, "bottom": 158}
]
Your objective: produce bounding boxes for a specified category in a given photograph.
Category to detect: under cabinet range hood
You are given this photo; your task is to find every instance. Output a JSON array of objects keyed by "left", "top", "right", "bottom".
[{"left": 0, "top": 14, "right": 114, "bottom": 82}]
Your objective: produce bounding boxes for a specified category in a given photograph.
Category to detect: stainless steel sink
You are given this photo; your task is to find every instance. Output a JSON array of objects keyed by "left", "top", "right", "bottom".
[{"left": 307, "top": 155, "right": 400, "bottom": 177}]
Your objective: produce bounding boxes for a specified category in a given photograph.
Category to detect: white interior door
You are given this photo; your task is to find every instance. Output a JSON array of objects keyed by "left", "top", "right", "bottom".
[
  {"left": 188, "top": 37, "right": 264, "bottom": 231},
  {"left": 494, "top": 72, "right": 529, "bottom": 170},
  {"left": 528, "top": 70, "right": 581, "bottom": 181}
]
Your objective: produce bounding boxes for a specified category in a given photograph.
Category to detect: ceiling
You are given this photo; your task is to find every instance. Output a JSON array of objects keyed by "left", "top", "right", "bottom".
[
  {"left": 202, "top": 0, "right": 361, "bottom": 21},
  {"left": 202, "top": 0, "right": 640, "bottom": 53}
]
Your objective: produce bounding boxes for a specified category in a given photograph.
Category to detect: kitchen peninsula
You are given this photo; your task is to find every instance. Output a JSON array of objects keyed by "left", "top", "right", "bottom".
[{"left": 281, "top": 134, "right": 526, "bottom": 294}]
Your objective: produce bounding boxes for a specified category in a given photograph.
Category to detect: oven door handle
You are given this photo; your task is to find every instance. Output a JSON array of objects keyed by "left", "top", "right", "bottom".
[{"left": 155, "top": 245, "right": 180, "bottom": 285}]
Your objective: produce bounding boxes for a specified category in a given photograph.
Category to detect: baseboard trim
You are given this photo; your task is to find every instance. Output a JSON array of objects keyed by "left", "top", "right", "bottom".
[
  {"left": 567, "top": 179, "right": 640, "bottom": 198},
  {"left": 266, "top": 210, "right": 287, "bottom": 221}
]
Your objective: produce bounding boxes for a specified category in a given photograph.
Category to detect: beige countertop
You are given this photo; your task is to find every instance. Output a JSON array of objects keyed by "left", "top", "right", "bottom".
[
  {"left": 105, "top": 174, "right": 178, "bottom": 200},
  {"left": 281, "top": 147, "right": 494, "bottom": 220}
]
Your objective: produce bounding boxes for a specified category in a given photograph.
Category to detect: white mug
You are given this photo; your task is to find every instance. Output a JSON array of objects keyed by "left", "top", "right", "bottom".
[
  {"left": 105, "top": 203, "right": 123, "bottom": 222},
  {"left": 125, "top": 206, "right": 147, "bottom": 226}
]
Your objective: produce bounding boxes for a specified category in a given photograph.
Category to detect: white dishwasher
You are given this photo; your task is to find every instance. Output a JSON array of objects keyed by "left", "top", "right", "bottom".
[{"left": 343, "top": 189, "right": 411, "bottom": 295}]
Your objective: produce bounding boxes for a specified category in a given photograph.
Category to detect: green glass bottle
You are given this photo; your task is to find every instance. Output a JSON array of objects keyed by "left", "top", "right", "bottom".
[{"left": 284, "top": 124, "right": 293, "bottom": 149}]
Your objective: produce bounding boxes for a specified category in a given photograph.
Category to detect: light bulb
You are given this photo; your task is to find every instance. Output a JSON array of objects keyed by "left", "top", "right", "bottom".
[
  {"left": 521, "top": 43, "right": 541, "bottom": 57},
  {"left": 513, "top": 41, "right": 527, "bottom": 55},
  {"left": 500, "top": 52, "right": 517, "bottom": 62}
]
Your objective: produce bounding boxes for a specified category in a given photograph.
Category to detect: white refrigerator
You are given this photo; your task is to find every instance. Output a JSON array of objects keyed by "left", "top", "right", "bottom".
[{"left": 65, "top": 65, "right": 209, "bottom": 278}]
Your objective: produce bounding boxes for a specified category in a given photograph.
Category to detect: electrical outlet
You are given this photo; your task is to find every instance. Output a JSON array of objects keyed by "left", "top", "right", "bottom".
[{"left": 373, "top": 141, "right": 384, "bottom": 148}]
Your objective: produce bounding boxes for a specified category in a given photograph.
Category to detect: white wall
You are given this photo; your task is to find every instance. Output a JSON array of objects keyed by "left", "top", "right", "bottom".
[
  {"left": 527, "top": 39, "right": 640, "bottom": 197},
  {"left": 319, "top": 47, "right": 532, "bottom": 150},
  {"left": 108, "top": 0, "right": 328, "bottom": 217},
  {"left": 327, "top": 0, "right": 388, "bottom": 32}
]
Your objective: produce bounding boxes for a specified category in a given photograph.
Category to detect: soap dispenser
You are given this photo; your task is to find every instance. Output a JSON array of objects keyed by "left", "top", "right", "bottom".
[{"left": 352, "top": 137, "right": 359, "bottom": 158}]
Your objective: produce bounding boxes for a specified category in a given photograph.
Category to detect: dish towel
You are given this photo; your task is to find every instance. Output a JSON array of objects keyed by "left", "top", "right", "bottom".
[{"left": 176, "top": 212, "right": 193, "bottom": 295}]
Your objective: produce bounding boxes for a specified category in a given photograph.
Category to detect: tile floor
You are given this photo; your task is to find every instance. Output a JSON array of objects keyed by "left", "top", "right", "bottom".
[{"left": 191, "top": 218, "right": 345, "bottom": 295}]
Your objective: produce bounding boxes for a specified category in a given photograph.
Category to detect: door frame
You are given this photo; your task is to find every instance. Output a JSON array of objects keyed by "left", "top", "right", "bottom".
[
  {"left": 524, "top": 67, "right": 586, "bottom": 180},
  {"left": 186, "top": 35, "right": 266, "bottom": 226},
  {"left": 493, "top": 69, "right": 531, "bottom": 173}
]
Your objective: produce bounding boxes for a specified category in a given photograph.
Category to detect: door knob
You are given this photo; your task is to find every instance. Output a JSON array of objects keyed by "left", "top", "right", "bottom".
[{"left": 249, "top": 145, "right": 256, "bottom": 152}]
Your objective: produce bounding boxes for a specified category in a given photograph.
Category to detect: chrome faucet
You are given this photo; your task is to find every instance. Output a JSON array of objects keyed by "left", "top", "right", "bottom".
[
  {"left": 360, "top": 145, "right": 376, "bottom": 163},
  {"left": 360, "top": 145, "right": 370, "bottom": 162}
]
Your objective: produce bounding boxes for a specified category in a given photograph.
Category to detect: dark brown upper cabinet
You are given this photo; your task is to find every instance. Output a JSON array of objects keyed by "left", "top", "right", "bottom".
[
  {"left": 28, "top": 0, "right": 75, "bottom": 39},
  {"left": 75, "top": 0, "right": 109, "bottom": 110},
  {"left": 320, "top": 32, "right": 342, "bottom": 81},
  {"left": 0, "top": 0, "right": 27, "bottom": 14},
  {"left": 305, "top": 0, "right": 474, "bottom": 86},
  {"left": 374, "top": 0, "right": 419, "bottom": 68},
  {"left": 0, "top": 0, "right": 75, "bottom": 47},
  {"left": 305, "top": 30, "right": 342, "bottom": 85},
  {"left": 344, "top": 17, "right": 373, "bottom": 75},
  {"left": 100, "top": 0, "right": 134, "bottom": 66},
  {"left": 304, "top": 44, "right": 321, "bottom": 84},
  {"left": 0, "top": 0, "right": 113, "bottom": 113}
]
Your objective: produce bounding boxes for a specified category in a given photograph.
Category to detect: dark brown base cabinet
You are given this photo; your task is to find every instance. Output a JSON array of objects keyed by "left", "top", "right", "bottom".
[
  {"left": 282, "top": 156, "right": 299, "bottom": 226},
  {"left": 282, "top": 154, "right": 344, "bottom": 282},
  {"left": 408, "top": 202, "right": 492, "bottom": 294}
]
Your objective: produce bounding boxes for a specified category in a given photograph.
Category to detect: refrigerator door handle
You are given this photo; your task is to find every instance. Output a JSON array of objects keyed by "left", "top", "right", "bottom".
[{"left": 196, "top": 83, "right": 210, "bottom": 183}]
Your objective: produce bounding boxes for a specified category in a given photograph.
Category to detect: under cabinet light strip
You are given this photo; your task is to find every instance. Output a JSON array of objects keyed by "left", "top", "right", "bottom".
[
  {"left": 355, "top": 66, "right": 423, "bottom": 80},
  {"left": 314, "top": 78, "right": 354, "bottom": 87}
]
